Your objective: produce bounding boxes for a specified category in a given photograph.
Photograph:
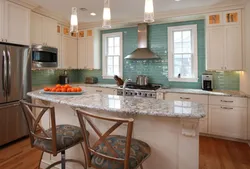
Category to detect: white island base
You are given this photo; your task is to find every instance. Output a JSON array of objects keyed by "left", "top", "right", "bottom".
[{"left": 36, "top": 101, "right": 200, "bottom": 169}]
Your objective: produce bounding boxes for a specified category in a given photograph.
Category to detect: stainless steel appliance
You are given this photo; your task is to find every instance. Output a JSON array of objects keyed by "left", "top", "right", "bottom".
[
  {"left": 117, "top": 83, "right": 161, "bottom": 98},
  {"left": 0, "top": 43, "right": 31, "bottom": 146},
  {"left": 85, "top": 77, "right": 98, "bottom": 84},
  {"left": 32, "top": 45, "right": 58, "bottom": 68},
  {"left": 136, "top": 75, "right": 149, "bottom": 86},
  {"left": 125, "top": 23, "right": 159, "bottom": 60},
  {"left": 202, "top": 74, "right": 213, "bottom": 91}
]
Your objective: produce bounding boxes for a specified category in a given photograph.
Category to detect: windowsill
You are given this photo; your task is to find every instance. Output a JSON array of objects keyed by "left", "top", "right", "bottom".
[
  {"left": 168, "top": 78, "right": 198, "bottom": 83},
  {"left": 102, "top": 75, "right": 123, "bottom": 80}
]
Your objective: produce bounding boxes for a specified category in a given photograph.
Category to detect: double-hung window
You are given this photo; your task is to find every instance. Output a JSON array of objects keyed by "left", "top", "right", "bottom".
[
  {"left": 168, "top": 25, "right": 198, "bottom": 82},
  {"left": 102, "top": 32, "right": 123, "bottom": 79}
]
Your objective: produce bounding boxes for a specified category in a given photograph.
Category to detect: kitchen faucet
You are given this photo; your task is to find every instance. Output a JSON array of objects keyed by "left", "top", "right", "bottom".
[{"left": 123, "top": 79, "right": 132, "bottom": 97}]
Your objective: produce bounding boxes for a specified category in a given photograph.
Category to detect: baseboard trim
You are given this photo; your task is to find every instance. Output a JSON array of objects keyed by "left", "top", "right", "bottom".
[{"left": 200, "top": 133, "right": 249, "bottom": 143}]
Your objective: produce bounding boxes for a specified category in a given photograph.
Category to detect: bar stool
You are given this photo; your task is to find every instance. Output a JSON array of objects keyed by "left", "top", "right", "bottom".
[
  {"left": 76, "top": 109, "right": 151, "bottom": 169},
  {"left": 20, "top": 100, "right": 87, "bottom": 169}
]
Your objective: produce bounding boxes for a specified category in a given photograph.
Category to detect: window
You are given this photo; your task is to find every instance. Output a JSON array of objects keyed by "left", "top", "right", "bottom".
[
  {"left": 102, "top": 32, "right": 123, "bottom": 79},
  {"left": 168, "top": 25, "right": 198, "bottom": 82}
]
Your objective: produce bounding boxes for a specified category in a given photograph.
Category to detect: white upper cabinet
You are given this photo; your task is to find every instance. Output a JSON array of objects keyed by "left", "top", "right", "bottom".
[
  {"left": 0, "top": 0, "right": 4, "bottom": 41},
  {"left": 31, "top": 12, "right": 57, "bottom": 47},
  {"left": 1, "top": 1, "right": 30, "bottom": 45},
  {"left": 206, "top": 27, "right": 224, "bottom": 70},
  {"left": 61, "top": 36, "right": 78, "bottom": 69},
  {"left": 78, "top": 29, "right": 100, "bottom": 69},
  {"left": 206, "top": 10, "right": 242, "bottom": 71}
]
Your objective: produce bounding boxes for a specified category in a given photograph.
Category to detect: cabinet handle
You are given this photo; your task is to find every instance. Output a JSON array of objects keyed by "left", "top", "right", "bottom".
[
  {"left": 180, "top": 97, "right": 190, "bottom": 100},
  {"left": 220, "top": 100, "right": 233, "bottom": 103},
  {"left": 221, "top": 106, "right": 233, "bottom": 110},
  {"left": 96, "top": 90, "right": 102, "bottom": 93}
]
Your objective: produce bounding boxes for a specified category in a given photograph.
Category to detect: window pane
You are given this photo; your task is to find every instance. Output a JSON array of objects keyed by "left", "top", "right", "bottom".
[
  {"left": 108, "top": 56, "right": 113, "bottom": 66},
  {"left": 114, "top": 47, "right": 120, "bottom": 55},
  {"left": 108, "top": 37, "right": 114, "bottom": 47},
  {"left": 108, "top": 47, "right": 114, "bottom": 55},
  {"left": 107, "top": 66, "right": 113, "bottom": 76},
  {"left": 182, "top": 42, "right": 191, "bottom": 53},
  {"left": 174, "top": 31, "right": 182, "bottom": 42},
  {"left": 174, "top": 42, "right": 182, "bottom": 53},
  {"left": 114, "top": 56, "right": 119, "bottom": 66},
  {"left": 183, "top": 31, "right": 191, "bottom": 42},
  {"left": 114, "top": 66, "right": 119, "bottom": 75},
  {"left": 115, "top": 37, "right": 120, "bottom": 46},
  {"left": 174, "top": 54, "right": 182, "bottom": 66},
  {"left": 173, "top": 54, "right": 193, "bottom": 78}
]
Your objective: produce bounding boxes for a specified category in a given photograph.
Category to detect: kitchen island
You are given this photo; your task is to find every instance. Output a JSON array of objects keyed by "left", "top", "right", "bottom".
[{"left": 28, "top": 90, "right": 206, "bottom": 169}]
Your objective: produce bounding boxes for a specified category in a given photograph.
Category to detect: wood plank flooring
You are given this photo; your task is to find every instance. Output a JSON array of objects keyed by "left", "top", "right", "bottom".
[{"left": 0, "top": 136, "right": 250, "bottom": 169}]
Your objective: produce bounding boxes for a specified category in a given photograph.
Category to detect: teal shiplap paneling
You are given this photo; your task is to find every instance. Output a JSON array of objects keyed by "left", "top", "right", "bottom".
[{"left": 32, "top": 19, "right": 240, "bottom": 90}]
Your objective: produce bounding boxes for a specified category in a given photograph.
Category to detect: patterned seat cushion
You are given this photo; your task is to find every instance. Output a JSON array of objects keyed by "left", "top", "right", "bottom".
[
  {"left": 34, "top": 125, "right": 84, "bottom": 153},
  {"left": 91, "top": 135, "right": 151, "bottom": 169}
]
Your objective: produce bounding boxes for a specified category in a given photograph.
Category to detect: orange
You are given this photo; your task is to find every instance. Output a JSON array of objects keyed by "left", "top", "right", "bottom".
[
  {"left": 61, "top": 88, "right": 67, "bottom": 92},
  {"left": 44, "top": 87, "right": 50, "bottom": 91},
  {"left": 65, "top": 84, "right": 71, "bottom": 88},
  {"left": 71, "top": 88, "right": 77, "bottom": 92},
  {"left": 67, "top": 88, "right": 72, "bottom": 92},
  {"left": 76, "top": 87, "right": 82, "bottom": 92},
  {"left": 56, "top": 84, "right": 61, "bottom": 88},
  {"left": 51, "top": 88, "right": 57, "bottom": 92},
  {"left": 56, "top": 89, "right": 61, "bottom": 92}
]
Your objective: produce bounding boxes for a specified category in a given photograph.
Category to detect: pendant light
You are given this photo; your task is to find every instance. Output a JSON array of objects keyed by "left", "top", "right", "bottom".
[
  {"left": 144, "top": 0, "right": 155, "bottom": 23},
  {"left": 70, "top": 7, "right": 78, "bottom": 33},
  {"left": 102, "top": 0, "right": 111, "bottom": 28}
]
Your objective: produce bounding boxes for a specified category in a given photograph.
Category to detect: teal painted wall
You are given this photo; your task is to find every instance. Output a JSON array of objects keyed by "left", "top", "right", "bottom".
[{"left": 32, "top": 19, "right": 240, "bottom": 90}]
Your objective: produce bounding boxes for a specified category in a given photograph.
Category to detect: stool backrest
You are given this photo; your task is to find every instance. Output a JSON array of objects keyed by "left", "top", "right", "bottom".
[
  {"left": 76, "top": 109, "right": 134, "bottom": 169},
  {"left": 20, "top": 100, "right": 57, "bottom": 156}
]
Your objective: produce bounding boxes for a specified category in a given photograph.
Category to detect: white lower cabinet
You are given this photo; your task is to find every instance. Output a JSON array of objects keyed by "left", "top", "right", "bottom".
[
  {"left": 164, "top": 93, "right": 208, "bottom": 134},
  {"left": 209, "top": 105, "right": 247, "bottom": 139},
  {"left": 84, "top": 87, "right": 117, "bottom": 95}
]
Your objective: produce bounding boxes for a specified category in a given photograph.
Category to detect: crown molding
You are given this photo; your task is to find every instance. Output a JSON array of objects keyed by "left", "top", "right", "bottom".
[
  {"left": 7, "top": 0, "right": 69, "bottom": 26},
  {"left": 79, "top": 1, "right": 245, "bottom": 29}
]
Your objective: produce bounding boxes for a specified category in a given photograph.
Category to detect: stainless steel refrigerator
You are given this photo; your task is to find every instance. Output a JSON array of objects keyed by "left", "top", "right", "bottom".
[{"left": 0, "top": 43, "right": 31, "bottom": 146}]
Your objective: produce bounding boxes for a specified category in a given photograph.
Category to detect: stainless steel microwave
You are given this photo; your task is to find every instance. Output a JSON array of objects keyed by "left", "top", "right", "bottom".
[{"left": 32, "top": 45, "right": 58, "bottom": 68}]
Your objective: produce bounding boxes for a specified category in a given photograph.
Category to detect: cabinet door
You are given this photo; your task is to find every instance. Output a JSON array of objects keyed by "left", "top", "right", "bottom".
[
  {"left": 4, "top": 2, "right": 30, "bottom": 45},
  {"left": 44, "top": 17, "right": 57, "bottom": 47},
  {"left": 62, "top": 37, "right": 77, "bottom": 69},
  {"left": 209, "top": 105, "right": 247, "bottom": 139},
  {"left": 87, "top": 37, "right": 94, "bottom": 69},
  {"left": 30, "top": 12, "right": 43, "bottom": 45},
  {"left": 0, "top": 0, "right": 4, "bottom": 40},
  {"left": 78, "top": 38, "right": 88, "bottom": 69},
  {"left": 206, "top": 27, "right": 224, "bottom": 70},
  {"left": 224, "top": 25, "right": 242, "bottom": 70}
]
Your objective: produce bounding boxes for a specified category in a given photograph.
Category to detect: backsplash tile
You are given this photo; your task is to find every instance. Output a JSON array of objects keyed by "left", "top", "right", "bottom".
[{"left": 32, "top": 19, "right": 240, "bottom": 90}]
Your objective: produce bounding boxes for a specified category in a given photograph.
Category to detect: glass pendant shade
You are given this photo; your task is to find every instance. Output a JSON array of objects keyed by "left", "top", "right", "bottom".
[
  {"left": 102, "top": 0, "right": 111, "bottom": 28},
  {"left": 144, "top": 0, "right": 155, "bottom": 23},
  {"left": 70, "top": 7, "right": 78, "bottom": 33}
]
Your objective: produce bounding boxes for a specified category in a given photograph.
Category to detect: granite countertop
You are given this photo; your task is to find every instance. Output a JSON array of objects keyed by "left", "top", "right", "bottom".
[
  {"left": 28, "top": 90, "right": 206, "bottom": 119},
  {"left": 157, "top": 88, "right": 248, "bottom": 98}
]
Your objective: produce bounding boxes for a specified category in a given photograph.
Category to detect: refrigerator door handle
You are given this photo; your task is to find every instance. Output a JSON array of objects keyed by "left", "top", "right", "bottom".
[
  {"left": 7, "top": 49, "right": 11, "bottom": 95},
  {"left": 2, "top": 49, "right": 7, "bottom": 92}
]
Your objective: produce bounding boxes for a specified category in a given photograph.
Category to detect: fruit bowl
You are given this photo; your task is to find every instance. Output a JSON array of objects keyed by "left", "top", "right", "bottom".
[{"left": 42, "top": 84, "right": 83, "bottom": 95}]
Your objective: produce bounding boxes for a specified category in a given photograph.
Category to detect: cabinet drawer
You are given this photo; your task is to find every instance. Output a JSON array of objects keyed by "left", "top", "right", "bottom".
[
  {"left": 209, "top": 96, "right": 247, "bottom": 108},
  {"left": 164, "top": 93, "right": 208, "bottom": 105}
]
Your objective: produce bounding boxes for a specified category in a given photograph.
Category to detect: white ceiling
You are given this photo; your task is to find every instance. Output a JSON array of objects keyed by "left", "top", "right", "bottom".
[{"left": 25, "top": 0, "right": 243, "bottom": 23}]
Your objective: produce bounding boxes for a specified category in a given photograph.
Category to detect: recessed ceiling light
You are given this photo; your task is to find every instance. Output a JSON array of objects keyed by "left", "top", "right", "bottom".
[
  {"left": 90, "top": 13, "right": 96, "bottom": 16},
  {"left": 175, "top": 0, "right": 181, "bottom": 1}
]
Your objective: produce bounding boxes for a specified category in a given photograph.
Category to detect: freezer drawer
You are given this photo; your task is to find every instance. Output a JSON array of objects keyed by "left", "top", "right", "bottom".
[{"left": 0, "top": 102, "right": 28, "bottom": 146}]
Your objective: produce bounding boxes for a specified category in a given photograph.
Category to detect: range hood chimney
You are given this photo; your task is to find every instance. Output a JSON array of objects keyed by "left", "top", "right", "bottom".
[{"left": 125, "top": 23, "right": 159, "bottom": 60}]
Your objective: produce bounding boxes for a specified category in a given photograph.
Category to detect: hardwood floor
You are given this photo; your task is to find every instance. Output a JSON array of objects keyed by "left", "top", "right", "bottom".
[{"left": 0, "top": 136, "right": 250, "bottom": 169}]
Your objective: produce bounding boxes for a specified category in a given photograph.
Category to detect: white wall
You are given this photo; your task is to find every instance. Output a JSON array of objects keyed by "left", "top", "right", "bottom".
[{"left": 240, "top": 1, "right": 250, "bottom": 94}]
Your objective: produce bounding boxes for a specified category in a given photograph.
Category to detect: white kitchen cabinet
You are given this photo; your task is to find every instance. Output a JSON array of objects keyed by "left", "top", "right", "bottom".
[
  {"left": 164, "top": 93, "right": 209, "bottom": 133},
  {"left": 2, "top": 1, "right": 30, "bottom": 45},
  {"left": 224, "top": 25, "right": 242, "bottom": 70},
  {"left": 84, "top": 86, "right": 117, "bottom": 95},
  {"left": 78, "top": 29, "right": 100, "bottom": 69},
  {"left": 61, "top": 36, "right": 78, "bottom": 69},
  {"left": 0, "top": 0, "right": 4, "bottom": 41},
  {"left": 206, "top": 9, "right": 243, "bottom": 71},
  {"left": 31, "top": 12, "right": 57, "bottom": 47},
  {"left": 209, "top": 105, "right": 247, "bottom": 140},
  {"left": 206, "top": 27, "right": 224, "bottom": 70}
]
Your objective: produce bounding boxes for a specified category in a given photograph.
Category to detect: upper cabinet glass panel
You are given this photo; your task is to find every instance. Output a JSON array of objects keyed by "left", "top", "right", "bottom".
[
  {"left": 224, "top": 10, "right": 241, "bottom": 25},
  {"left": 209, "top": 14, "right": 221, "bottom": 25}
]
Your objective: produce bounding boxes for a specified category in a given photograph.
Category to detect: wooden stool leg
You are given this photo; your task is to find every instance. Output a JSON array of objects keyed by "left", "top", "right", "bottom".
[
  {"left": 38, "top": 151, "right": 44, "bottom": 169},
  {"left": 140, "top": 164, "right": 144, "bottom": 169},
  {"left": 61, "top": 151, "right": 66, "bottom": 169}
]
